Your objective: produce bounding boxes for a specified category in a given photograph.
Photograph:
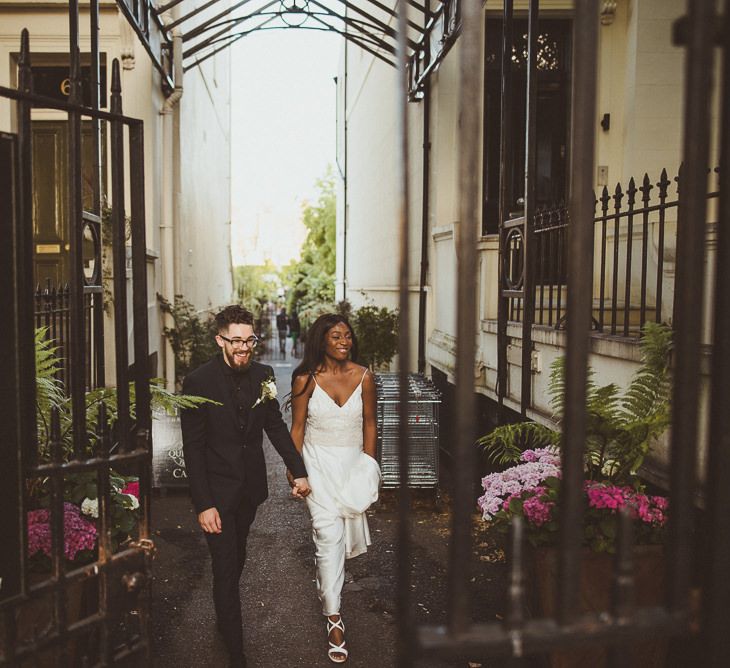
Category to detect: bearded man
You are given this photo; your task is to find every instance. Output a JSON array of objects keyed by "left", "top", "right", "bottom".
[{"left": 181, "top": 305, "right": 310, "bottom": 668}]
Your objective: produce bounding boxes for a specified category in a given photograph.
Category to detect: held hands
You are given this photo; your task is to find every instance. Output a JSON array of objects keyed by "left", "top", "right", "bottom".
[
  {"left": 198, "top": 507, "right": 222, "bottom": 534},
  {"left": 286, "top": 470, "right": 311, "bottom": 499}
]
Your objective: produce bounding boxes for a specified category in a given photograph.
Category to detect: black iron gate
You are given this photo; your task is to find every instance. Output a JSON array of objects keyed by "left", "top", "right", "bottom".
[
  {"left": 395, "top": 0, "right": 730, "bottom": 665},
  {"left": 0, "top": 2, "right": 153, "bottom": 664}
]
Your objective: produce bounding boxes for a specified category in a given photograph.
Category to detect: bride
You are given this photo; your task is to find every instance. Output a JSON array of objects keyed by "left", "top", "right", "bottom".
[{"left": 288, "top": 314, "right": 381, "bottom": 664}]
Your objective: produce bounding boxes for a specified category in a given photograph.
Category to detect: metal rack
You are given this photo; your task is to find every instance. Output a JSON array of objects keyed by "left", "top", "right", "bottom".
[{"left": 375, "top": 373, "right": 441, "bottom": 488}]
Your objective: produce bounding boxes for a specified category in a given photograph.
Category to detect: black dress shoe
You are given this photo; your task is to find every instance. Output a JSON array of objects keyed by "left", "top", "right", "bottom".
[{"left": 228, "top": 652, "right": 247, "bottom": 668}]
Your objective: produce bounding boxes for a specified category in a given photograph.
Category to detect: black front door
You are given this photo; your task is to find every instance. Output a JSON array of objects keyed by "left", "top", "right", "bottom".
[{"left": 482, "top": 17, "right": 572, "bottom": 234}]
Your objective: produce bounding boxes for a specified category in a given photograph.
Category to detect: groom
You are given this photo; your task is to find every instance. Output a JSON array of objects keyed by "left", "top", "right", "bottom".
[{"left": 181, "top": 305, "right": 310, "bottom": 667}]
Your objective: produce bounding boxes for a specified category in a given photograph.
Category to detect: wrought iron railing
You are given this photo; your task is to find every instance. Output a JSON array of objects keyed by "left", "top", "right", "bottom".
[
  {"left": 34, "top": 281, "right": 97, "bottom": 390},
  {"left": 505, "top": 166, "right": 720, "bottom": 337},
  {"left": 506, "top": 205, "right": 570, "bottom": 326},
  {"left": 596, "top": 166, "right": 719, "bottom": 336},
  {"left": 1, "top": 13, "right": 153, "bottom": 664}
]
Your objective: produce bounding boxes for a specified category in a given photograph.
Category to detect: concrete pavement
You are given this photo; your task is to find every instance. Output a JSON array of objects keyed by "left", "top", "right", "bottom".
[{"left": 150, "top": 349, "right": 514, "bottom": 667}]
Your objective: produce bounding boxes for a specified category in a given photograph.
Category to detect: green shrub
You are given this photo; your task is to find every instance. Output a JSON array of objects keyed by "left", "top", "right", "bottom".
[
  {"left": 159, "top": 295, "right": 219, "bottom": 384},
  {"left": 350, "top": 303, "right": 399, "bottom": 370}
]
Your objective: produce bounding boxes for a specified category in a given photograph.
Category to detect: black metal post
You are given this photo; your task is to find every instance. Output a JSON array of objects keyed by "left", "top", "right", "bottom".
[
  {"left": 700, "top": 2, "right": 730, "bottom": 661},
  {"left": 396, "top": 0, "right": 413, "bottom": 664},
  {"left": 90, "top": 0, "right": 106, "bottom": 390},
  {"left": 496, "top": 0, "right": 514, "bottom": 414},
  {"left": 520, "top": 0, "right": 538, "bottom": 415},
  {"left": 448, "top": 0, "right": 480, "bottom": 636},
  {"left": 110, "top": 60, "right": 131, "bottom": 452},
  {"left": 667, "top": 0, "right": 715, "bottom": 614},
  {"left": 417, "top": 71, "right": 431, "bottom": 375},
  {"left": 130, "top": 120, "right": 152, "bottom": 512},
  {"left": 96, "top": 404, "right": 113, "bottom": 664},
  {"left": 0, "top": 130, "right": 23, "bottom": 609},
  {"left": 558, "top": 0, "right": 599, "bottom": 624},
  {"left": 16, "top": 30, "right": 37, "bottom": 476},
  {"left": 623, "top": 179, "right": 636, "bottom": 336},
  {"left": 68, "top": 0, "right": 87, "bottom": 458}
]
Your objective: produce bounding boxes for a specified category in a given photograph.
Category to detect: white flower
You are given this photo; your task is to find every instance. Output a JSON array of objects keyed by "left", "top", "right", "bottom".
[
  {"left": 81, "top": 497, "right": 99, "bottom": 518},
  {"left": 125, "top": 493, "right": 140, "bottom": 510},
  {"left": 252, "top": 377, "right": 278, "bottom": 408}
]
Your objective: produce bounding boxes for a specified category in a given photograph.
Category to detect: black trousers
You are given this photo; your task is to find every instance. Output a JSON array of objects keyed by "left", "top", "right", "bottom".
[{"left": 204, "top": 499, "right": 258, "bottom": 656}]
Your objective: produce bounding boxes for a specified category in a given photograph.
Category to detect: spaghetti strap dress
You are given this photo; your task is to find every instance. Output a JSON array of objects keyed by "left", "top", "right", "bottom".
[{"left": 302, "top": 370, "right": 382, "bottom": 615}]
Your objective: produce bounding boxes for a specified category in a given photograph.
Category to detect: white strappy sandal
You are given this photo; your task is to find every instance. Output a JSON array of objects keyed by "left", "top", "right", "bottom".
[{"left": 326, "top": 615, "right": 348, "bottom": 664}]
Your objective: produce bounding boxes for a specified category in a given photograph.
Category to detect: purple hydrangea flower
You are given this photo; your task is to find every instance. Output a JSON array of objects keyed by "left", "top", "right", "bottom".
[{"left": 27, "top": 502, "right": 98, "bottom": 562}]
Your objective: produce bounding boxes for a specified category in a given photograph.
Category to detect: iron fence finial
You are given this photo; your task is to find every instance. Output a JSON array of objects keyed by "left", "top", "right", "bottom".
[
  {"left": 627, "top": 176, "right": 638, "bottom": 206},
  {"left": 640, "top": 173, "right": 653, "bottom": 203},
  {"left": 18, "top": 29, "right": 32, "bottom": 93},
  {"left": 111, "top": 59, "right": 123, "bottom": 114}
]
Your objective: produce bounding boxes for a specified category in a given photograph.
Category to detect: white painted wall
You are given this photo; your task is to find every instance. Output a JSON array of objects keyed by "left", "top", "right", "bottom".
[
  {"left": 335, "top": 10, "right": 423, "bottom": 367},
  {"left": 177, "top": 48, "right": 233, "bottom": 311}
]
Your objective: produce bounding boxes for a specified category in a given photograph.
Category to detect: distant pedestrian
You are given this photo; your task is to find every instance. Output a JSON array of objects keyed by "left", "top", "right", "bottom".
[
  {"left": 288, "top": 314, "right": 381, "bottom": 664},
  {"left": 180, "top": 305, "right": 311, "bottom": 668},
  {"left": 289, "top": 310, "right": 301, "bottom": 357},
  {"left": 276, "top": 307, "right": 288, "bottom": 357}
]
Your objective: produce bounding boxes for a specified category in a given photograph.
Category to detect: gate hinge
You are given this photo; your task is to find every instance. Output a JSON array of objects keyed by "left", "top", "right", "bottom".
[{"left": 129, "top": 537, "right": 156, "bottom": 556}]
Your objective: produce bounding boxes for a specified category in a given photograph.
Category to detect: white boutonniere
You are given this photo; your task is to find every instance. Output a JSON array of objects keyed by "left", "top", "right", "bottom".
[{"left": 252, "top": 376, "right": 278, "bottom": 408}]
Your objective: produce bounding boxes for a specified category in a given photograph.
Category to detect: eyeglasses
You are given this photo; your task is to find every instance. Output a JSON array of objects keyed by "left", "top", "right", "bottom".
[{"left": 219, "top": 334, "right": 259, "bottom": 349}]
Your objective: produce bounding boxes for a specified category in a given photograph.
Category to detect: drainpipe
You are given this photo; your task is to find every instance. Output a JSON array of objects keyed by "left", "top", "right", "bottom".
[
  {"left": 417, "top": 78, "right": 431, "bottom": 374},
  {"left": 160, "top": 29, "right": 183, "bottom": 389}
]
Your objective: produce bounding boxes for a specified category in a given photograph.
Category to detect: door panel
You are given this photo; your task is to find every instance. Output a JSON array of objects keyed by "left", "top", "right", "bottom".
[{"left": 32, "top": 121, "right": 105, "bottom": 285}]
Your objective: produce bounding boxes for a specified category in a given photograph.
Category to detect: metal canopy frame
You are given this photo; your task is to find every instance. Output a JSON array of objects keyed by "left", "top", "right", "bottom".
[
  {"left": 113, "top": 0, "right": 448, "bottom": 93},
  {"left": 150, "top": 0, "right": 431, "bottom": 75}
]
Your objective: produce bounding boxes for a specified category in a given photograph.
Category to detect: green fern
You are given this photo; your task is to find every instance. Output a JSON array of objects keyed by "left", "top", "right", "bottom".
[
  {"left": 547, "top": 356, "right": 566, "bottom": 420},
  {"left": 478, "top": 421, "right": 558, "bottom": 465},
  {"left": 476, "top": 322, "right": 672, "bottom": 482},
  {"left": 35, "top": 328, "right": 68, "bottom": 454},
  {"left": 620, "top": 321, "right": 672, "bottom": 424},
  {"left": 35, "top": 328, "right": 218, "bottom": 459}
]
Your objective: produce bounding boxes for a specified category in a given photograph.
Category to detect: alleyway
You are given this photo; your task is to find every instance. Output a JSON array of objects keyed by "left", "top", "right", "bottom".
[{"left": 150, "top": 341, "right": 513, "bottom": 668}]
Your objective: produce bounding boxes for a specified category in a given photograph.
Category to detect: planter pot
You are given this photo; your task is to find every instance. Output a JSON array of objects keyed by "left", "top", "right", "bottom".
[{"left": 530, "top": 545, "right": 666, "bottom": 668}]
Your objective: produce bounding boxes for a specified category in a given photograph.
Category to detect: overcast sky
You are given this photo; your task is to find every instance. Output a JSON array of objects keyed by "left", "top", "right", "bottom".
[{"left": 230, "top": 30, "right": 340, "bottom": 268}]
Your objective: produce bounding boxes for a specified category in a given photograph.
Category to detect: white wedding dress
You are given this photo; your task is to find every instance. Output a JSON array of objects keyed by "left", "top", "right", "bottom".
[{"left": 302, "top": 371, "right": 382, "bottom": 615}]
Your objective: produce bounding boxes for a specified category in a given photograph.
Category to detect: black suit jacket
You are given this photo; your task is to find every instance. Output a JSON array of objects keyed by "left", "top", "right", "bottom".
[{"left": 180, "top": 355, "right": 307, "bottom": 514}]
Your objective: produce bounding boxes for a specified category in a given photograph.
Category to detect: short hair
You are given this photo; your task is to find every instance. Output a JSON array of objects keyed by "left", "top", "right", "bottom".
[{"left": 215, "top": 305, "right": 255, "bottom": 332}]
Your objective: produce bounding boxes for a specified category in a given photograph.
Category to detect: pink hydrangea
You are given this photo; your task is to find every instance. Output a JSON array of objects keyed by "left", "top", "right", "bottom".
[
  {"left": 499, "top": 486, "right": 555, "bottom": 527},
  {"left": 585, "top": 482, "right": 629, "bottom": 510},
  {"left": 522, "top": 492, "right": 555, "bottom": 527},
  {"left": 122, "top": 481, "right": 139, "bottom": 498},
  {"left": 520, "top": 447, "right": 561, "bottom": 467},
  {"left": 27, "top": 502, "right": 98, "bottom": 562},
  {"left": 585, "top": 482, "right": 668, "bottom": 527},
  {"left": 478, "top": 453, "right": 561, "bottom": 521}
]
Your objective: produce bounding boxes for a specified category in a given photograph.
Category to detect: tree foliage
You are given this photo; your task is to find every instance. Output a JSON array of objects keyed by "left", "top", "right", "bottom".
[
  {"left": 350, "top": 304, "right": 399, "bottom": 370},
  {"left": 234, "top": 259, "right": 280, "bottom": 312},
  {"left": 281, "top": 169, "right": 336, "bottom": 313}
]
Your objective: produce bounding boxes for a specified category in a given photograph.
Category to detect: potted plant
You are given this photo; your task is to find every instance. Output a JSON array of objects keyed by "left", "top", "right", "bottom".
[
  {"left": 29, "top": 327, "right": 213, "bottom": 561},
  {"left": 476, "top": 322, "right": 672, "bottom": 667}
]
